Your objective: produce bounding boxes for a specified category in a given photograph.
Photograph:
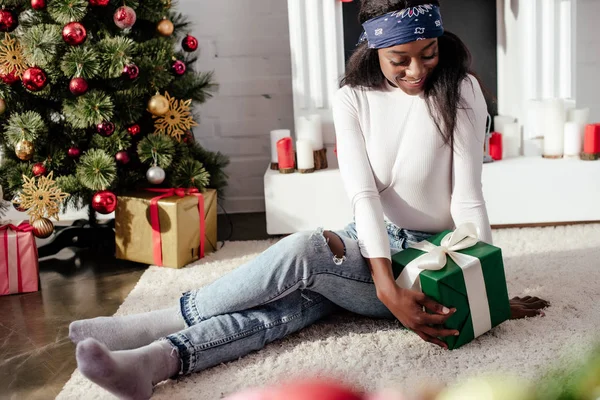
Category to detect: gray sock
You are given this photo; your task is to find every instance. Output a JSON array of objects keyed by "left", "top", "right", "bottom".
[
  {"left": 76, "top": 338, "right": 180, "bottom": 400},
  {"left": 69, "top": 306, "right": 186, "bottom": 350}
]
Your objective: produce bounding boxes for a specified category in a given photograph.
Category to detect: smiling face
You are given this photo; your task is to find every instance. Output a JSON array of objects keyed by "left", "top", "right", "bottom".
[{"left": 377, "top": 38, "right": 440, "bottom": 95}]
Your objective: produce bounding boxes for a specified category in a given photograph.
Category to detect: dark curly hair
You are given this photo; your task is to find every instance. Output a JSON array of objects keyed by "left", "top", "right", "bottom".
[{"left": 341, "top": 0, "right": 478, "bottom": 149}]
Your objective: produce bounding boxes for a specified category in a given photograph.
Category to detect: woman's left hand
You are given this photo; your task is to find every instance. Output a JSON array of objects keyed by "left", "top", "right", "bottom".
[{"left": 509, "top": 296, "right": 550, "bottom": 319}]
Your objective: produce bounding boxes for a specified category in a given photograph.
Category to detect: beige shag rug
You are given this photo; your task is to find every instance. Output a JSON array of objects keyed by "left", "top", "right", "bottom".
[{"left": 57, "top": 224, "right": 600, "bottom": 399}]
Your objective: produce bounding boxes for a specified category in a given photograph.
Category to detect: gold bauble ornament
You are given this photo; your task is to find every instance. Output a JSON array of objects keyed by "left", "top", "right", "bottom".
[
  {"left": 15, "top": 139, "right": 34, "bottom": 160},
  {"left": 0, "top": 98, "right": 6, "bottom": 115},
  {"left": 148, "top": 93, "right": 170, "bottom": 116},
  {"left": 32, "top": 217, "right": 54, "bottom": 239},
  {"left": 156, "top": 18, "right": 174, "bottom": 36}
]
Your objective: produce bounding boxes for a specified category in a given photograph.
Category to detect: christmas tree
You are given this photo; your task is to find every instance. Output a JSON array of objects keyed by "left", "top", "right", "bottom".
[{"left": 0, "top": 0, "right": 229, "bottom": 232}]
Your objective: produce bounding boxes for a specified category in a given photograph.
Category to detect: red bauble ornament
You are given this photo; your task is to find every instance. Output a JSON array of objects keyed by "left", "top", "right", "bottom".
[
  {"left": 91, "top": 190, "right": 117, "bottom": 215},
  {"left": 97, "top": 121, "right": 115, "bottom": 137},
  {"left": 0, "top": 10, "right": 17, "bottom": 32},
  {"left": 122, "top": 63, "right": 139, "bottom": 80},
  {"left": 32, "top": 162, "right": 47, "bottom": 176},
  {"left": 182, "top": 35, "right": 198, "bottom": 52},
  {"left": 127, "top": 124, "right": 141, "bottom": 136},
  {"left": 31, "top": 0, "right": 46, "bottom": 10},
  {"left": 114, "top": 6, "right": 136, "bottom": 30},
  {"left": 69, "top": 77, "right": 88, "bottom": 96},
  {"left": 67, "top": 147, "right": 81, "bottom": 158},
  {"left": 0, "top": 69, "right": 19, "bottom": 85},
  {"left": 171, "top": 60, "right": 186, "bottom": 76},
  {"left": 22, "top": 67, "right": 48, "bottom": 91},
  {"left": 115, "top": 150, "right": 130, "bottom": 165},
  {"left": 63, "top": 22, "right": 87, "bottom": 46},
  {"left": 89, "top": 0, "right": 110, "bottom": 6}
]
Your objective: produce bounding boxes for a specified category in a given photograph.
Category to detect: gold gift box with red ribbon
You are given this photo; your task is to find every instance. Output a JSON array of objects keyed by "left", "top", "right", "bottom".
[{"left": 115, "top": 188, "right": 217, "bottom": 269}]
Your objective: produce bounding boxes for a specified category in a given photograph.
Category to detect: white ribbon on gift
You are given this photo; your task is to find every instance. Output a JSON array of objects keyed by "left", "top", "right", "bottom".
[{"left": 396, "top": 223, "right": 492, "bottom": 338}]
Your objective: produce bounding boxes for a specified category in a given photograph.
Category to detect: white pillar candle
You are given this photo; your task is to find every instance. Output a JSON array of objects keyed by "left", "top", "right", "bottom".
[
  {"left": 270, "top": 129, "right": 291, "bottom": 163},
  {"left": 296, "top": 139, "right": 314, "bottom": 171},
  {"left": 296, "top": 115, "right": 324, "bottom": 151},
  {"left": 563, "top": 122, "right": 583, "bottom": 158},
  {"left": 295, "top": 116, "right": 310, "bottom": 142},
  {"left": 542, "top": 99, "right": 566, "bottom": 157},
  {"left": 567, "top": 108, "right": 590, "bottom": 125},
  {"left": 308, "top": 114, "right": 324, "bottom": 150},
  {"left": 502, "top": 122, "right": 521, "bottom": 158},
  {"left": 494, "top": 115, "right": 516, "bottom": 135},
  {"left": 523, "top": 138, "right": 544, "bottom": 157},
  {"left": 525, "top": 100, "right": 544, "bottom": 139}
]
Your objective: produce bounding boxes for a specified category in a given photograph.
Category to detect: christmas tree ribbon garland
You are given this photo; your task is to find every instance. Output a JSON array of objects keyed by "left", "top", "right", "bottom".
[
  {"left": 396, "top": 222, "right": 493, "bottom": 338},
  {"left": 1, "top": 222, "right": 38, "bottom": 295},
  {"left": 146, "top": 188, "right": 206, "bottom": 267}
]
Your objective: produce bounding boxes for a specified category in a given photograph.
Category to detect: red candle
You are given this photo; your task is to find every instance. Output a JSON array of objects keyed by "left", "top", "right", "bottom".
[
  {"left": 583, "top": 123, "right": 600, "bottom": 154},
  {"left": 489, "top": 132, "right": 503, "bottom": 161},
  {"left": 277, "top": 137, "right": 295, "bottom": 170}
]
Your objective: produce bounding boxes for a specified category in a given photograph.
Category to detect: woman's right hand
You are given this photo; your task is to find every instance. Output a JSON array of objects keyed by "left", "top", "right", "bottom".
[{"left": 379, "top": 285, "right": 459, "bottom": 349}]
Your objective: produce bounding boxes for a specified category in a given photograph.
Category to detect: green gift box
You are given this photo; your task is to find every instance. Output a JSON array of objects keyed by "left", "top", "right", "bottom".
[{"left": 391, "top": 223, "right": 511, "bottom": 350}]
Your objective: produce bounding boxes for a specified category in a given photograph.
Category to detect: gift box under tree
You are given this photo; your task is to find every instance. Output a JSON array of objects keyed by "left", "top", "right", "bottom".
[
  {"left": 115, "top": 188, "right": 217, "bottom": 269},
  {"left": 1, "top": 223, "right": 40, "bottom": 296},
  {"left": 391, "top": 223, "right": 511, "bottom": 350}
]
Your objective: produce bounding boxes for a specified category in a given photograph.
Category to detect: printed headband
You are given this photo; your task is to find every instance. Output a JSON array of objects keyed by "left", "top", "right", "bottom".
[{"left": 358, "top": 4, "right": 444, "bottom": 49}]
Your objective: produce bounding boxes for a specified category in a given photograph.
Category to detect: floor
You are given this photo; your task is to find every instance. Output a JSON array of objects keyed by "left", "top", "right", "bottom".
[{"left": 0, "top": 212, "right": 272, "bottom": 400}]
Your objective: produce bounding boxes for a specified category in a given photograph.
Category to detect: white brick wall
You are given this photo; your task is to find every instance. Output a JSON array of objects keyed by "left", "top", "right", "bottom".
[
  {"left": 576, "top": 0, "right": 600, "bottom": 122},
  {"left": 180, "top": 0, "right": 294, "bottom": 213}
]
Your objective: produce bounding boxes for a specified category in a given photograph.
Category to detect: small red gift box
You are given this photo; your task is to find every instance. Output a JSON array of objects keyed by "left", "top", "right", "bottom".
[{"left": 1, "top": 222, "right": 40, "bottom": 296}]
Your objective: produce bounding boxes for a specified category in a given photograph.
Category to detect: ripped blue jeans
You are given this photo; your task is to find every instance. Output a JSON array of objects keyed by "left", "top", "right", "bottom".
[{"left": 166, "top": 222, "right": 434, "bottom": 375}]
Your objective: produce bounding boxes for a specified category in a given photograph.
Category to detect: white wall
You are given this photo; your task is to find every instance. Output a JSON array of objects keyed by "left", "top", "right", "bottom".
[
  {"left": 182, "top": 0, "right": 294, "bottom": 213},
  {"left": 575, "top": 0, "right": 600, "bottom": 122}
]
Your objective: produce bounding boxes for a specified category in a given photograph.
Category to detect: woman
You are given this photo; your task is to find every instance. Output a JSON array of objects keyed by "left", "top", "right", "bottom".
[{"left": 70, "top": 1, "right": 548, "bottom": 398}]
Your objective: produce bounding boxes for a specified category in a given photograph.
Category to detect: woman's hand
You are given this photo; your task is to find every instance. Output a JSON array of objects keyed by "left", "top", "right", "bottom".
[
  {"left": 379, "top": 285, "right": 458, "bottom": 349},
  {"left": 509, "top": 296, "right": 549, "bottom": 319}
]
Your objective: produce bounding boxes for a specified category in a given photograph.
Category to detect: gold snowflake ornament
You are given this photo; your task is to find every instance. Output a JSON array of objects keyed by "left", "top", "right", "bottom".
[
  {"left": 0, "top": 33, "right": 28, "bottom": 77},
  {"left": 20, "top": 172, "right": 70, "bottom": 222},
  {"left": 152, "top": 91, "right": 198, "bottom": 141}
]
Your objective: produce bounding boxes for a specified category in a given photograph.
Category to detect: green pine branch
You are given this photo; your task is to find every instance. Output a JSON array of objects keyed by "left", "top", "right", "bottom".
[
  {"left": 0, "top": 159, "right": 33, "bottom": 195},
  {"left": 76, "top": 148, "right": 116, "bottom": 191},
  {"left": 97, "top": 37, "right": 138, "bottom": 79},
  {"left": 136, "top": 0, "right": 170, "bottom": 22},
  {"left": 16, "top": 6, "right": 47, "bottom": 29},
  {"left": 112, "top": 90, "right": 145, "bottom": 124},
  {"left": 0, "top": 0, "right": 28, "bottom": 8},
  {"left": 187, "top": 141, "right": 230, "bottom": 196},
  {"left": 61, "top": 46, "right": 102, "bottom": 79},
  {"left": 63, "top": 89, "right": 114, "bottom": 128},
  {"left": 137, "top": 133, "right": 175, "bottom": 168},
  {"left": 20, "top": 24, "right": 62, "bottom": 69},
  {"left": 47, "top": 0, "right": 88, "bottom": 24},
  {"left": 169, "top": 158, "right": 210, "bottom": 190},
  {"left": 136, "top": 38, "right": 174, "bottom": 90},
  {"left": 5, "top": 111, "right": 47, "bottom": 144},
  {"left": 170, "top": 13, "right": 192, "bottom": 37},
  {"left": 56, "top": 174, "right": 87, "bottom": 210},
  {"left": 169, "top": 70, "right": 217, "bottom": 104},
  {"left": 89, "top": 127, "right": 131, "bottom": 155}
]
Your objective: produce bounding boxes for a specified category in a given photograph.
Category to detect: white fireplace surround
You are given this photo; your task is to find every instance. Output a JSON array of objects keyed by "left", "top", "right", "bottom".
[{"left": 262, "top": 0, "right": 600, "bottom": 234}]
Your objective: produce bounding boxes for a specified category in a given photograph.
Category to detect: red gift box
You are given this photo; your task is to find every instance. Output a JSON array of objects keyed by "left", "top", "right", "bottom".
[{"left": 1, "top": 222, "right": 40, "bottom": 296}]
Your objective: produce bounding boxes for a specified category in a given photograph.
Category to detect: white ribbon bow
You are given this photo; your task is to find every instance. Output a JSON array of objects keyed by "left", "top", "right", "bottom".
[{"left": 396, "top": 223, "right": 492, "bottom": 338}]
